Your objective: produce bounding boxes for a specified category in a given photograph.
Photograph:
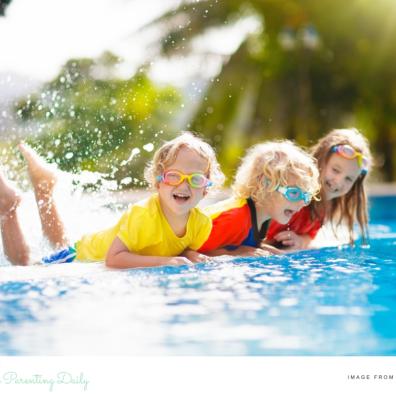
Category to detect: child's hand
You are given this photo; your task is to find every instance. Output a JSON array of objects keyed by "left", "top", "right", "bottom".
[
  {"left": 259, "top": 243, "right": 284, "bottom": 255},
  {"left": 166, "top": 257, "right": 193, "bottom": 266},
  {"left": 181, "top": 249, "right": 211, "bottom": 263},
  {"left": 251, "top": 248, "right": 272, "bottom": 257},
  {"left": 272, "top": 231, "right": 309, "bottom": 250}
]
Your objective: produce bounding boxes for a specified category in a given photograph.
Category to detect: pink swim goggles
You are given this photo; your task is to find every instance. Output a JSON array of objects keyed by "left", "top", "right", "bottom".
[{"left": 331, "top": 145, "right": 368, "bottom": 174}]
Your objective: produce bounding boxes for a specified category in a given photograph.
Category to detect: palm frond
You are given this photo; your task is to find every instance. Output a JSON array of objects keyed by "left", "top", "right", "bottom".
[{"left": 145, "top": 0, "right": 253, "bottom": 55}]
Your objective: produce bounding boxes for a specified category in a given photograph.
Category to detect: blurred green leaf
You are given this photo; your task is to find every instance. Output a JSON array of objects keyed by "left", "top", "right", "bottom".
[
  {"left": 13, "top": 53, "right": 182, "bottom": 189},
  {"left": 150, "top": 0, "right": 396, "bottom": 181}
]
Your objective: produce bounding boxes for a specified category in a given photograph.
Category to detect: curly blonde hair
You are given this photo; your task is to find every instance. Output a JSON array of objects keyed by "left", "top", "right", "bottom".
[
  {"left": 232, "top": 140, "right": 320, "bottom": 205},
  {"left": 144, "top": 131, "right": 225, "bottom": 188}
]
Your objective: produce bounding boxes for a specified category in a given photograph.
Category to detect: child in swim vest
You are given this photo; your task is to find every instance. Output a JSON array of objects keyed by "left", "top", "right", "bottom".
[
  {"left": 266, "top": 128, "right": 372, "bottom": 250},
  {"left": 195, "top": 140, "right": 321, "bottom": 257},
  {"left": 0, "top": 132, "right": 225, "bottom": 268}
]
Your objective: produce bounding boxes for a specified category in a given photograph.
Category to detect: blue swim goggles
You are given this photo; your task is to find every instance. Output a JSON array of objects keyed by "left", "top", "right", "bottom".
[{"left": 275, "top": 185, "right": 312, "bottom": 205}]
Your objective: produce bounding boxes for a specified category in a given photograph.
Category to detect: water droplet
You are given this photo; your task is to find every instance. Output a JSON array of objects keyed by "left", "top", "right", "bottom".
[
  {"left": 121, "top": 177, "right": 132, "bottom": 185},
  {"left": 143, "top": 143, "right": 154, "bottom": 152}
]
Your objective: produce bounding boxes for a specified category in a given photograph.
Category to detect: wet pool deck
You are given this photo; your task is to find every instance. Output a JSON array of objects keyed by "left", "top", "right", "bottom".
[{"left": 367, "top": 183, "right": 396, "bottom": 196}]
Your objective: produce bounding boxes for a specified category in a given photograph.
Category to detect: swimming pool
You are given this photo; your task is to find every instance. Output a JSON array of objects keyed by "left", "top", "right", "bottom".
[{"left": 0, "top": 195, "right": 395, "bottom": 355}]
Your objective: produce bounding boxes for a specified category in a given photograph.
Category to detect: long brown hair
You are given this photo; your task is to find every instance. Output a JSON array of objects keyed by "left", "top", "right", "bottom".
[{"left": 310, "top": 128, "right": 372, "bottom": 244}]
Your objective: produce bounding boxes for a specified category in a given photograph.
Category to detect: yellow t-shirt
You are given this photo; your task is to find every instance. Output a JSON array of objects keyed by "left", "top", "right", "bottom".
[{"left": 75, "top": 194, "right": 212, "bottom": 261}]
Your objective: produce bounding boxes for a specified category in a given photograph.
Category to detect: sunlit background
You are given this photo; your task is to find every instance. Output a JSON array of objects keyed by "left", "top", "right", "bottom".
[
  {"left": 1, "top": 0, "right": 396, "bottom": 187},
  {"left": 2, "top": 1, "right": 396, "bottom": 359}
]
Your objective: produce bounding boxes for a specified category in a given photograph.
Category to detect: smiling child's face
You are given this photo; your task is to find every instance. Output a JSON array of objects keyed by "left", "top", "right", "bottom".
[
  {"left": 321, "top": 153, "right": 362, "bottom": 200},
  {"left": 157, "top": 147, "right": 209, "bottom": 219}
]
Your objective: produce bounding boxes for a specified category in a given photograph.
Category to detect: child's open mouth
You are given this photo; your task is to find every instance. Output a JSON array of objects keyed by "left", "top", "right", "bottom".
[{"left": 172, "top": 192, "right": 190, "bottom": 203}]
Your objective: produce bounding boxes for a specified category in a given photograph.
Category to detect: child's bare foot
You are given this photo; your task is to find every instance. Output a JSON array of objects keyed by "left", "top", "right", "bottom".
[
  {"left": 0, "top": 169, "right": 21, "bottom": 216},
  {"left": 18, "top": 143, "right": 57, "bottom": 195}
]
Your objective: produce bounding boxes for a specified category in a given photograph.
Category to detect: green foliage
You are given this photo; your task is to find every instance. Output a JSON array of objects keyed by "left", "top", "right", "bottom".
[
  {"left": 152, "top": 0, "right": 396, "bottom": 181},
  {"left": 14, "top": 53, "right": 182, "bottom": 189},
  {"left": 0, "top": 0, "right": 12, "bottom": 16}
]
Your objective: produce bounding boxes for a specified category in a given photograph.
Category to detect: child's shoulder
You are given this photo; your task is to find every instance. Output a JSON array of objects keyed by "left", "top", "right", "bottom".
[
  {"left": 203, "top": 196, "right": 248, "bottom": 218},
  {"left": 189, "top": 205, "right": 212, "bottom": 225},
  {"left": 127, "top": 193, "right": 160, "bottom": 217}
]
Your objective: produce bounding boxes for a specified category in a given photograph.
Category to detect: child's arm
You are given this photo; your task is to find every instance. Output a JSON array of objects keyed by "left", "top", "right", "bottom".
[
  {"left": 204, "top": 245, "right": 275, "bottom": 257},
  {"left": 270, "top": 230, "right": 312, "bottom": 251},
  {"left": 105, "top": 237, "right": 192, "bottom": 269}
]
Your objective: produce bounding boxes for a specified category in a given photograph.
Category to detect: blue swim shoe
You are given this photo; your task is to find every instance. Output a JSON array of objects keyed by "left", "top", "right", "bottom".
[{"left": 41, "top": 246, "right": 77, "bottom": 265}]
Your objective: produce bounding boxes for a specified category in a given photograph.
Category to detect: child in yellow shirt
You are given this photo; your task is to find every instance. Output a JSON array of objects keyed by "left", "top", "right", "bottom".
[{"left": 0, "top": 132, "right": 224, "bottom": 268}]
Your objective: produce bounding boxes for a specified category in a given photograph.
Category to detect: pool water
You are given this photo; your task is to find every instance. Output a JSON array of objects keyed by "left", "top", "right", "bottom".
[{"left": 0, "top": 196, "right": 396, "bottom": 355}]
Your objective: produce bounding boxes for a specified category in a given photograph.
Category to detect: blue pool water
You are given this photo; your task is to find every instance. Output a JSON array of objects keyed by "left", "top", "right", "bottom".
[{"left": 0, "top": 196, "right": 396, "bottom": 355}]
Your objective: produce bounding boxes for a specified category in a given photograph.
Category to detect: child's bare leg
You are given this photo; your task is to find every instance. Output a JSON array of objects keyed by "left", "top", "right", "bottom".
[
  {"left": 19, "top": 143, "right": 68, "bottom": 248},
  {"left": 0, "top": 171, "right": 30, "bottom": 265}
]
